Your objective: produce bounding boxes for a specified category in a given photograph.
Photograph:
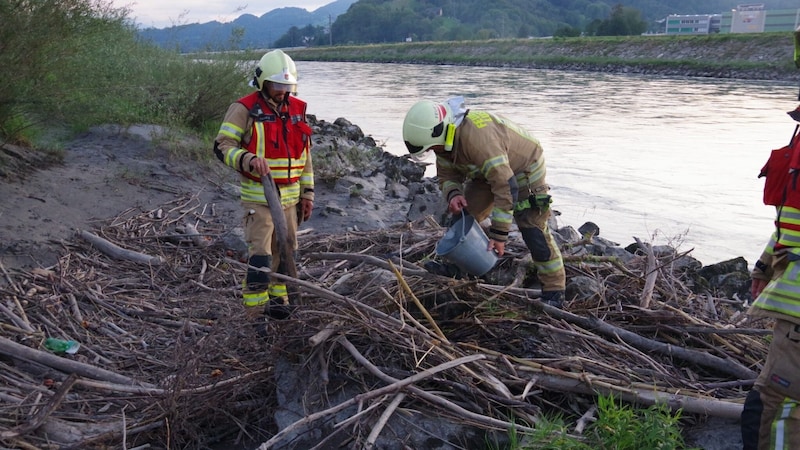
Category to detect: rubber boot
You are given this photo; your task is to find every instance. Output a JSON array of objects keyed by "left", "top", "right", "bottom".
[
  {"left": 244, "top": 306, "right": 269, "bottom": 337},
  {"left": 541, "top": 290, "right": 565, "bottom": 309},
  {"left": 423, "top": 260, "right": 462, "bottom": 278},
  {"left": 265, "top": 301, "right": 295, "bottom": 320}
]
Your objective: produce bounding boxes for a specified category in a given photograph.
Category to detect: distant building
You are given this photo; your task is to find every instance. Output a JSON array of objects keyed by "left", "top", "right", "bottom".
[
  {"left": 721, "top": 4, "right": 799, "bottom": 33},
  {"left": 665, "top": 14, "right": 721, "bottom": 35},
  {"left": 665, "top": 4, "right": 800, "bottom": 35}
]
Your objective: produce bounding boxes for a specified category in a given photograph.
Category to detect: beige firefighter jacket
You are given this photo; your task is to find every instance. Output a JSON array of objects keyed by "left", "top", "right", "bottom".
[{"left": 437, "top": 110, "right": 545, "bottom": 240}]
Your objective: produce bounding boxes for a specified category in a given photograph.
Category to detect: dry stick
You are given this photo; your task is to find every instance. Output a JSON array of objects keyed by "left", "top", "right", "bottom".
[
  {"left": 339, "top": 337, "right": 535, "bottom": 432},
  {"left": 12, "top": 293, "right": 31, "bottom": 327},
  {"left": 657, "top": 301, "right": 747, "bottom": 357},
  {"left": 365, "top": 393, "right": 406, "bottom": 449},
  {"left": 463, "top": 343, "right": 745, "bottom": 419},
  {"left": 0, "top": 302, "right": 36, "bottom": 333},
  {"left": 535, "top": 303, "right": 757, "bottom": 380},
  {"left": 634, "top": 237, "right": 657, "bottom": 309},
  {"left": 78, "top": 230, "right": 166, "bottom": 266},
  {"left": 573, "top": 405, "right": 597, "bottom": 435},
  {"left": 256, "top": 352, "right": 488, "bottom": 449},
  {"left": 0, "top": 373, "right": 78, "bottom": 439},
  {"left": 66, "top": 293, "right": 84, "bottom": 324},
  {"left": 226, "top": 258, "right": 441, "bottom": 345},
  {"left": 388, "top": 260, "right": 448, "bottom": 342},
  {"left": 0, "top": 336, "right": 152, "bottom": 387},
  {"left": 73, "top": 368, "right": 271, "bottom": 396},
  {"left": 261, "top": 174, "right": 300, "bottom": 305},
  {"left": 0, "top": 259, "right": 22, "bottom": 294},
  {"left": 380, "top": 287, "right": 442, "bottom": 342},
  {"left": 308, "top": 252, "right": 429, "bottom": 277}
]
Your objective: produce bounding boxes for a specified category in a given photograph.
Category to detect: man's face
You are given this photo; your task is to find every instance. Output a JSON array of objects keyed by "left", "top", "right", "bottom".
[{"left": 265, "top": 82, "right": 292, "bottom": 103}]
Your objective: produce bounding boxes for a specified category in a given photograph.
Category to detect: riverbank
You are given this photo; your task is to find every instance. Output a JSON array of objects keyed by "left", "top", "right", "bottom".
[
  {"left": 0, "top": 118, "right": 760, "bottom": 450},
  {"left": 280, "top": 33, "right": 800, "bottom": 82}
]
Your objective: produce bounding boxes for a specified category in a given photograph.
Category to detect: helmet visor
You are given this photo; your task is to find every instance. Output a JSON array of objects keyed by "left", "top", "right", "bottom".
[{"left": 267, "top": 81, "right": 294, "bottom": 93}]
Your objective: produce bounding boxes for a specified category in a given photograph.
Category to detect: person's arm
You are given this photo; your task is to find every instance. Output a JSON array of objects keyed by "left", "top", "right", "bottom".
[
  {"left": 213, "top": 102, "right": 261, "bottom": 176},
  {"left": 751, "top": 232, "right": 777, "bottom": 298}
]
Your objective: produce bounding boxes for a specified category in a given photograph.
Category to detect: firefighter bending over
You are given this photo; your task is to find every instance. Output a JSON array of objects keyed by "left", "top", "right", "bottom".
[{"left": 402, "top": 97, "right": 566, "bottom": 308}]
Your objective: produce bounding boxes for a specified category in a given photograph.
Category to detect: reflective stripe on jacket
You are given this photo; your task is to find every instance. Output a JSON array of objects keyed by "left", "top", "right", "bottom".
[{"left": 751, "top": 206, "right": 800, "bottom": 322}]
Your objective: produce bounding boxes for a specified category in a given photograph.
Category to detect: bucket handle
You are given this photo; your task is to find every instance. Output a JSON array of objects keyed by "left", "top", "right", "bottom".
[{"left": 458, "top": 209, "right": 468, "bottom": 243}]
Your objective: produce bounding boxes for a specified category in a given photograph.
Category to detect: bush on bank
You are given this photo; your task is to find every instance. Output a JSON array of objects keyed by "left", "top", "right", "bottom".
[{"left": 0, "top": 0, "right": 248, "bottom": 151}]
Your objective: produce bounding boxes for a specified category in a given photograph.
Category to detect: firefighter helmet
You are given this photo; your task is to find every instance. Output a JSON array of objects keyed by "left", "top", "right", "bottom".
[
  {"left": 402, "top": 100, "right": 455, "bottom": 156},
  {"left": 252, "top": 49, "right": 298, "bottom": 93}
]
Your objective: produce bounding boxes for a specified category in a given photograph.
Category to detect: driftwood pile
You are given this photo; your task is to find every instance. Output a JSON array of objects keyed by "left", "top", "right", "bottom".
[{"left": 0, "top": 194, "right": 772, "bottom": 449}]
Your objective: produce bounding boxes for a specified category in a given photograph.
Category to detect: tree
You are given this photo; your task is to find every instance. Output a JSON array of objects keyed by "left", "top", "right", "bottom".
[{"left": 595, "top": 4, "right": 646, "bottom": 36}]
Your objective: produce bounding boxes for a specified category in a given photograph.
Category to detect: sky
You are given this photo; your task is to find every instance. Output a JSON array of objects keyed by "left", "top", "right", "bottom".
[{"left": 114, "top": 1, "right": 329, "bottom": 29}]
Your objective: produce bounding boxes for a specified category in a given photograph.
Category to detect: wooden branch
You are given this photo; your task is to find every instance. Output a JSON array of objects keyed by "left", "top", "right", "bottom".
[
  {"left": 78, "top": 230, "right": 165, "bottom": 266},
  {"left": 0, "top": 336, "right": 152, "bottom": 387},
  {"left": 465, "top": 343, "right": 745, "bottom": 419},
  {"left": 262, "top": 174, "right": 300, "bottom": 305},
  {"left": 0, "top": 373, "right": 77, "bottom": 438},
  {"left": 256, "top": 350, "right": 487, "bottom": 449},
  {"left": 365, "top": 393, "right": 406, "bottom": 449},
  {"left": 634, "top": 237, "right": 657, "bottom": 308},
  {"left": 389, "top": 260, "right": 448, "bottom": 342},
  {"left": 339, "top": 338, "right": 535, "bottom": 433},
  {"left": 533, "top": 305, "right": 758, "bottom": 380},
  {"left": 308, "top": 252, "right": 429, "bottom": 277}
]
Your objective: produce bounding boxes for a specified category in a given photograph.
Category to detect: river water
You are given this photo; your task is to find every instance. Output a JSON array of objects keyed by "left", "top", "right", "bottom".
[{"left": 294, "top": 61, "right": 799, "bottom": 266}]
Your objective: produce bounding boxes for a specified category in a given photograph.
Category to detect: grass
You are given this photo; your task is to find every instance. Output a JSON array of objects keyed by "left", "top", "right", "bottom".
[
  {"left": 503, "top": 394, "right": 695, "bottom": 450},
  {"left": 0, "top": 0, "right": 251, "bottom": 162},
  {"left": 281, "top": 32, "right": 796, "bottom": 76}
]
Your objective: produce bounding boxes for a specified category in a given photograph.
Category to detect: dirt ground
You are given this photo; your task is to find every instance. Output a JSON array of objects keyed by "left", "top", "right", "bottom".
[
  {"left": 0, "top": 124, "right": 746, "bottom": 449},
  {"left": 0, "top": 124, "right": 244, "bottom": 270}
]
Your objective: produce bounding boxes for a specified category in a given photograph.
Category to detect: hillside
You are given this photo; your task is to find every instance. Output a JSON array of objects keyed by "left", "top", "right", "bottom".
[
  {"left": 286, "top": 33, "right": 800, "bottom": 82},
  {"left": 138, "top": 0, "right": 800, "bottom": 52},
  {"left": 136, "top": 0, "right": 357, "bottom": 52}
]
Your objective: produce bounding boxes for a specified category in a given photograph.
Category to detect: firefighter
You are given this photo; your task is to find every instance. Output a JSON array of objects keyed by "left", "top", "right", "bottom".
[
  {"left": 402, "top": 97, "right": 566, "bottom": 307},
  {"left": 213, "top": 49, "right": 314, "bottom": 320},
  {"left": 740, "top": 28, "right": 800, "bottom": 446}
]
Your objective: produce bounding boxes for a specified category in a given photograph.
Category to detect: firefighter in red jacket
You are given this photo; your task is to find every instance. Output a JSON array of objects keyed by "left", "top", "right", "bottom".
[
  {"left": 402, "top": 97, "right": 566, "bottom": 307},
  {"left": 740, "top": 27, "right": 800, "bottom": 448},
  {"left": 213, "top": 49, "right": 314, "bottom": 320}
]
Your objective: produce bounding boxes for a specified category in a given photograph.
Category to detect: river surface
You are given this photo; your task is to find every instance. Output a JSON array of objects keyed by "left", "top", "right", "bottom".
[{"left": 294, "top": 61, "right": 799, "bottom": 266}]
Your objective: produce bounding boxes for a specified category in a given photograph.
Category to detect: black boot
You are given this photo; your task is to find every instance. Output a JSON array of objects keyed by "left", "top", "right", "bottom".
[
  {"left": 424, "top": 261, "right": 462, "bottom": 278},
  {"left": 265, "top": 301, "right": 295, "bottom": 320},
  {"left": 541, "top": 290, "right": 565, "bottom": 309}
]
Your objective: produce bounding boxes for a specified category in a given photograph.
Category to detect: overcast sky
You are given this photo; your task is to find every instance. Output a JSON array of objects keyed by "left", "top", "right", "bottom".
[{"left": 115, "top": 1, "right": 328, "bottom": 29}]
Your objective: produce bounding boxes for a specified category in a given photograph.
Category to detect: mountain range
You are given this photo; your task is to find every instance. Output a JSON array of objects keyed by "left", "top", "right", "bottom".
[
  {"left": 137, "top": 0, "right": 357, "bottom": 53},
  {"left": 138, "top": 0, "right": 799, "bottom": 53}
]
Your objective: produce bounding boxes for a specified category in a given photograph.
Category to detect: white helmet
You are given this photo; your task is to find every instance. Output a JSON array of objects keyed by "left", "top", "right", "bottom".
[
  {"left": 402, "top": 100, "right": 455, "bottom": 156},
  {"left": 252, "top": 49, "right": 298, "bottom": 93}
]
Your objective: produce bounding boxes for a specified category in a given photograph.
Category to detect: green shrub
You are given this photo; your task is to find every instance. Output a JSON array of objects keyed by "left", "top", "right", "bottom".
[
  {"left": 589, "top": 394, "right": 687, "bottom": 450},
  {"left": 0, "top": 0, "right": 249, "bottom": 160}
]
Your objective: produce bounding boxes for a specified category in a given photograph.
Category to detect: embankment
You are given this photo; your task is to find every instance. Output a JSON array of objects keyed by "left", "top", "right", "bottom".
[{"left": 286, "top": 33, "right": 800, "bottom": 82}]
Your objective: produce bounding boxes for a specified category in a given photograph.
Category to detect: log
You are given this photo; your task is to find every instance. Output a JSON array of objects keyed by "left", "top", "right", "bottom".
[
  {"left": 537, "top": 305, "right": 758, "bottom": 380},
  {"left": 261, "top": 174, "right": 300, "bottom": 304},
  {"left": 634, "top": 237, "right": 657, "bottom": 308},
  {"left": 0, "top": 336, "right": 153, "bottom": 387},
  {"left": 78, "top": 230, "right": 165, "bottom": 266}
]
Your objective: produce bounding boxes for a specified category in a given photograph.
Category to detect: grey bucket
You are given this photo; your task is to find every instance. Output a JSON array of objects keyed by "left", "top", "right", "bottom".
[{"left": 435, "top": 212, "right": 498, "bottom": 276}]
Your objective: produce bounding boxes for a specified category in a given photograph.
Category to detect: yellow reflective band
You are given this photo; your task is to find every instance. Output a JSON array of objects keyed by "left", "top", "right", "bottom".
[
  {"left": 243, "top": 290, "right": 269, "bottom": 307},
  {"left": 444, "top": 123, "right": 456, "bottom": 151},
  {"left": 268, "top": 283, "right": 288, "bottom": 298}
]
